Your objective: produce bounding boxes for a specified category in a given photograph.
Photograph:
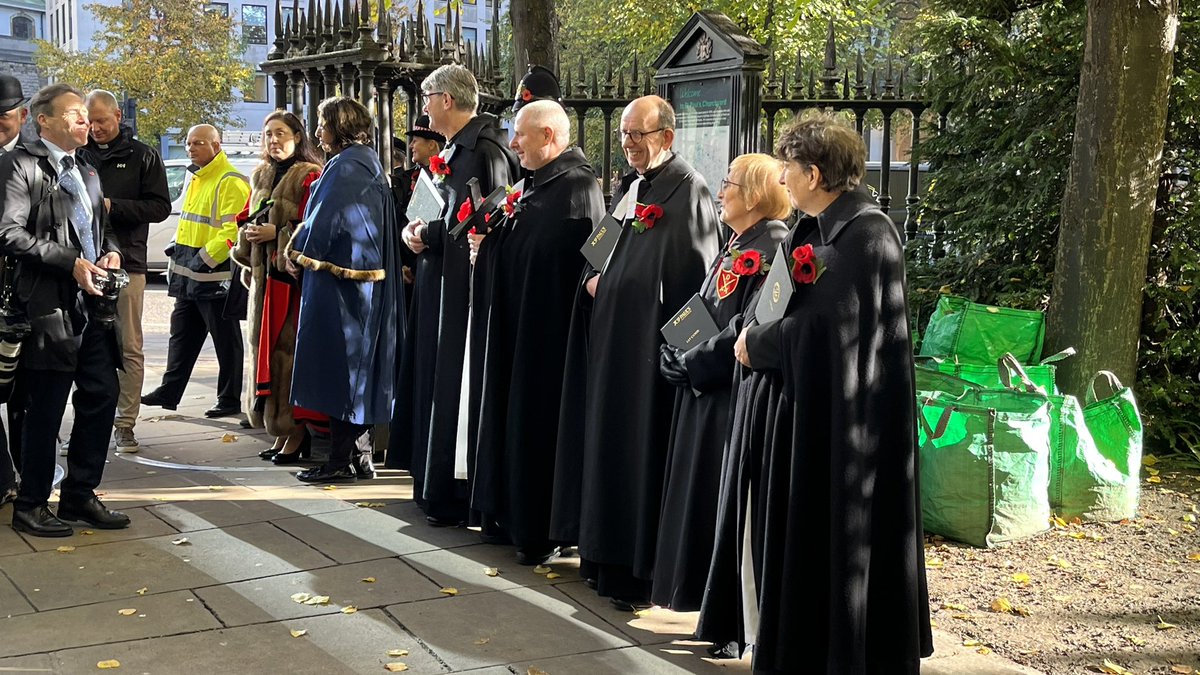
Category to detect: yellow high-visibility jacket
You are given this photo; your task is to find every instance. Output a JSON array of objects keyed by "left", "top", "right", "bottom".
[{"left": 167, "top": 151, "right": 250, "bottom": 300}]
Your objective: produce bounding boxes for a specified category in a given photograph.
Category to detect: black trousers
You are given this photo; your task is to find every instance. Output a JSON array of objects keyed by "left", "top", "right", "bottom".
[
  {"left": 157, "top": 296, "right": 243, "bottom": 406},
  {"left": 0, "top": 416, "right": 14, "bottom": 493},
  {"left": 15, "top": 323, "right": 119, "bottom": 510},
  {"left": 329, "top": 417, "right": 368, "bottom": 468}
]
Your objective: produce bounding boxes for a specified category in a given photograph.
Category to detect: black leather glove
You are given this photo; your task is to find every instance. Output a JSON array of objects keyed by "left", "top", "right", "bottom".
[{"left": 658, "top": 343, "right": 690, "bottom": 388}]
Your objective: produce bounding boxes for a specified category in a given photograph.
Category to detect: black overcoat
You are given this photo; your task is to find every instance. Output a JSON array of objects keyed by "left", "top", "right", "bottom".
[
  {"left": 651, "top": 217, "right": 787, "bottom": 611},
  {"left": 471, "top": 148, "right": 604, "bottom": 548},
  {"left": 419, "top": 114, "right": 518, "bottom": 510},
  {"left": 550, "top": 154, "right": 720, "bottom": 584}
]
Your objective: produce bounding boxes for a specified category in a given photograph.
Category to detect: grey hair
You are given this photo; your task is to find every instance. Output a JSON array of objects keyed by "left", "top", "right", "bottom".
[
  {"left": 84, "top": 89, "right": 119, "bottom": 112},
  {"left": 30, "top": 83, "right": 83, "bottom": 133},
  {"left": 422, "top": 64, "right": 479, "bottom": 114},
  {"left": 518, "top": 100, "right": 570, "bottom": 145},
  {"left": 651, "top": 97, "right": 676, "bottom": 131}
]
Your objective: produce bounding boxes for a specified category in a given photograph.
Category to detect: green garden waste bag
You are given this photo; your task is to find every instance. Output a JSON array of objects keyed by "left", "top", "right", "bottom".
[
  {"left": 919, "top": 295, "right": 1046, "bottom": 365},
  {"left": 916, "top": 348, "right": 1073, "bottom": 394},
  {"left": 917, "top": 393, "right": 1052, "bottom": 548},
  {"left": 1079, "top": 371, "right": 1143, "bottom": 521}
]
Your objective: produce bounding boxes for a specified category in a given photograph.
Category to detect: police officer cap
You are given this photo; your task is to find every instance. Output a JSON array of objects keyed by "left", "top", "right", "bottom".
[{"left": 513, "top": 65, "right": 563, "bottom": 112}]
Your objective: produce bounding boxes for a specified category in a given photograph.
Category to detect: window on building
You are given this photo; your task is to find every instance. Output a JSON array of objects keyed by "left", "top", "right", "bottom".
[
  {"left": 12, "top": 16, "right": 33, "bottom": 40},
  {"left": 67, "top": 0, "right": 73, "bottom": 41},
  {"left": 245, "top": 74, "right": 270, "bottom": 103},
  {"left": 243, "top": 5, "right": 267, "bottom": 45},
  {"left": 205, "top": 2, "right": 229, "bottom": 17},
  {"left": 462, "top": 26, "right": 477, "bottom": 48},
  {"left": 282, "top": 7, "right": 295, "bottom": 31}
]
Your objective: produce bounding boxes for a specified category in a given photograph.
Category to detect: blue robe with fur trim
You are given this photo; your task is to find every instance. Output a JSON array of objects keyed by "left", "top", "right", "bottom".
[{"left": 287, "top": 144, "right": 402, "bottom": 424}]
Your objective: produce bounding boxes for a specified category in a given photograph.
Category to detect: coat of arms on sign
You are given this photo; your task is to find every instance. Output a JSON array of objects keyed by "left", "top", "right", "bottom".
[{"left": 696, "top": 31, "right": 713, "bottom": 62}]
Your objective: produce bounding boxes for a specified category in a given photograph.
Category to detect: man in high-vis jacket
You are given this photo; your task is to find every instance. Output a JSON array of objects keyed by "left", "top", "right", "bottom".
[{"left": 141, "top": 124, "right": 249, "bottom": 418}]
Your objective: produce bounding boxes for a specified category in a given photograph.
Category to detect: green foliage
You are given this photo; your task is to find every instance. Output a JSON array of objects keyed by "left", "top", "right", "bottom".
[{"left": 35, "top": 0, "right": 253, "bottom": 143}]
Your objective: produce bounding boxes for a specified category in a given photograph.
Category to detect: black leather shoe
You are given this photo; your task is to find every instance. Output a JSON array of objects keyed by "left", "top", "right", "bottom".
[
  {"left": 12, "top": 505, "right": 74, "bottom": 537},
  {"left": 296, "top": 464, "right": 356, "bottom": 484},
  {"left": 706, "top": 641, "right": 741, "bottom": 659},
  {"left": 141, "top": 390, "right": 178, "bottom": 411},
  {"left": 259, "top": 447, "right": 282, "bottom": 460},
  {"left": 204, "top": 402, "right": 240, "bottom": 418},
  {"left": 583, "top": 577, "right": 598, "bottom": 590},
  {"left": 609, "top": 597, "right": 652, "bottom": 612},
  {"left": 425, "top": 515, "right": 465, "bottom": 528},
  {"left": 353, "top": 456, "right": 376, "bottom": 480},
  {"left": 57, "top": 496, "right": 130, "bottom": 529},
  {"left": 272, "top": 451, "right": 304, "bottom": 465},
  {"left": 516, "top": 546, "right": 560, "bottom": 566}
]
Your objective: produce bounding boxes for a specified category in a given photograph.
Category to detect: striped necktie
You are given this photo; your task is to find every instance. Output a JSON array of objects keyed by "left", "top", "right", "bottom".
[{"left": 58, "top": 155, "right": 97, "bottom": 262}]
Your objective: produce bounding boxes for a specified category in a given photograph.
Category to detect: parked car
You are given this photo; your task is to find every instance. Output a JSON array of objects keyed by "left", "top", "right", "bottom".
[{"left": 145, "top": 153, "right": 261, "bottom": 275}]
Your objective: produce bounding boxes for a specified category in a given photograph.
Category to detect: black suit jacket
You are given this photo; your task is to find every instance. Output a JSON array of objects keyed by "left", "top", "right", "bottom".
[{"left": 0, "top": 137, "right": 120, "bottom": 372}]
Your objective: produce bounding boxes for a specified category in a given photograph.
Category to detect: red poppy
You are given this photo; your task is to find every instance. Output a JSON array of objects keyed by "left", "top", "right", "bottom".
[
  {"left": 632, "top": 203, "right": 664, "bottom": 233},
  {"left": 732, "top": 249, "right": 763, "bottom": 276},
  {"left": 792, "top": 243, "right": 814, "bottom": 265},
  {"left": 456, "top": 197, "right": 473, "bottom": 224},
  {"left": 503, "top": 189, "right": 522, "bottom": 217},
  {"left": 521, "top": 89, "right": 533, "bottom": 101},
  {"left": 429, "top": 155, "right": 450, "bottom": 176},
  {"left": 793, "top": 260, "right": 818, "bottom": 284}
]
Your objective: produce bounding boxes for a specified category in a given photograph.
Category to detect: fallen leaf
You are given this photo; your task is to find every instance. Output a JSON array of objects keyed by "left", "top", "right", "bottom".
[
  {"left": 1148, "top": 476, "right": 1162, "bottom": 484},
  {"left": 941, "top": 602, "right": 968, "bottom": 611},
  {"left": 82, "top": 530, "right": 95, "bottom": 535},
  {"left": 56, "top": 546, "right": 75, "bottom": 553},
  {"left": 1147, "top": 467, "right": 1161, "bottom": 476},
  {"left": 474, "top": 637, "right": 490, "bottom": 645},
  {"left": 1187, "top": 552, "right": 1200, "bottom": 561},
  {"left": 386, "top": 650, "right": 409, "bottom": 657},
  {"left": 440, "top": 587, "right": 458, "bottom": 596},
  {"left": 1099, "top": 659, "right": 1135, "bottom": 675},
  {"left": 290, "top": 629, "right": 307, "bottom": 638},
  {"left": 304, "top": 595, "right": 331, "bottom": 606},
  {"left": 97, "top": 660, "right": 121, "bottom": 669},
  {"left": 322, "top": 485, "right": 338, "bottom": 491},
  {"left": 341, "top": 606, "right": 358, "bottom": 614},
  {"left": 990, "top": 597, "right": 1013, "bottom": 614},
  {"left": 924, "top": 557, "right": 944, "bottom": 568},
  {"left": 976, "top": 646, "right": 992, "bottom": 655},
  {"left": 290, "top": 592, "right": 312, "bottom": 604},
  {"left": 1051, "top": 516, "right": 1068, "bottom": 529},
  {"left": 1143, "top": 455, "right": 1159, "bottom": 466},
  {"left": 533, "top": 565, "right": 552, "bottom": 575},
  {"left": 171, "top": 537, "right": 190, "bottom": 546},
  {"left": 1168, "top": 528, "right": 1181, "bottom": 536},
  {"left": 384, "top": 664, "right": 408, "bottom": 672},
  {"left": 220, "top": 434, "right": 237, "bottom": 443},
  {"left": 1171, "top": 666, "right": 1192, "bottom": 674},
  {"left": 963, "top": 639, "right": 983, "bottom": 647},
  {"left": 117, "top": 608, "right": 137, "bottom": 616},
  {"left": 1184, "top": 514, "right": 1197, "bottom": 523},
  {"left": 1156, "top": 616, "right": 1177, "bottom": 630},
  {"left": 1123, "top": 634, "right": 1146, "bottom": 646},
  {"left": 484, "top": 568, "right": 500, "bottom": 577},
  {"left": 361, "top": 577, "right": 376, "bottom": 583},
  {"left": 135, "top": 587, "right": 148, "bottom": 596},
  {"left": 1011, "top": 572, "right": 1031, "bottom": 584}
]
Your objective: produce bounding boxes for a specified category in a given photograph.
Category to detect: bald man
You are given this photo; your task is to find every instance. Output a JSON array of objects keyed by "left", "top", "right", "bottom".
[
  {"left": 470, "top": 101, "right": 605, "bottom": 566},
  {"left": 551, "top": 95, "right": 721, "bottom": 609},
  {"left": 141, "top": 124, "right": 249, "bottom": 419}
]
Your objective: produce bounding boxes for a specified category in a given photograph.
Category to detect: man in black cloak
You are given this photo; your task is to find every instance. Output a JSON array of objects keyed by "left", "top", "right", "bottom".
[
  {"left": 550, "top": 95, "right": 720, "bottom": 610},
  {"left": 402, "top": 65, "right": 518, "bottom": 527},
  {"left": 472, "top": 100, "right": 604, "bottom": 566},
  {"left": 719, "top": 113, "right": 933, "bottom": 673}
]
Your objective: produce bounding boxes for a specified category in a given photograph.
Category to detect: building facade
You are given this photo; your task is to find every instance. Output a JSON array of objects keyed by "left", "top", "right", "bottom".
[{"left": 0, "top": 0, "right": 45, "bottom": 93}]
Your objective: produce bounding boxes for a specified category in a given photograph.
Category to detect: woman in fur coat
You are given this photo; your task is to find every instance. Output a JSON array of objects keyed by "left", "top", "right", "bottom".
[{"left": 231, "top": 110, "right": 324, "bottom": 462}]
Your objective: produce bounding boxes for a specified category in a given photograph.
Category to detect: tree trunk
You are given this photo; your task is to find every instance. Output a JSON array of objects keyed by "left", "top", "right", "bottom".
[
  {"left": 1047, "top": 0, "right": 1178, "bottom": 395},
  {"left": 510, "top": 0, "right": 558, "bottom": 78}
]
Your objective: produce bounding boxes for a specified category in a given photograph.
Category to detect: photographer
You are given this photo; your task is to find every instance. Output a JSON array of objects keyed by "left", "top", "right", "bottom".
[{"left": 0, "top": 84, "right": 127, "bottom": 537}]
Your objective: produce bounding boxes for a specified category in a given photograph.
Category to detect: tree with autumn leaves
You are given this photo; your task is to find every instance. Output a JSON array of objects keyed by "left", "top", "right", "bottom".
[{"left": 34, "top": 0, "right": 253, "bottom": 143}]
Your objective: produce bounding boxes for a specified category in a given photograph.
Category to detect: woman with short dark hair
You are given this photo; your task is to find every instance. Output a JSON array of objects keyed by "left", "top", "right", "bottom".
[{"left": 286, "top": 96, "right": 402, "bottom": 483}]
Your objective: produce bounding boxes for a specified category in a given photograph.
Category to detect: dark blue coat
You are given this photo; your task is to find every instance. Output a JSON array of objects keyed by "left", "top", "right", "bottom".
[{"left": 287, "top": 144, "right": 402, "bottom": 425}]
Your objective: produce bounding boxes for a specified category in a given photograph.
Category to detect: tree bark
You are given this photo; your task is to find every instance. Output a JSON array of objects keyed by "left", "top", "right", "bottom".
[
  {"left": 1047, "top": 0, "right": 1178, "bottom": 394},
  {"left": 510, "top": 0, "right": 558, "bottom": 76}
]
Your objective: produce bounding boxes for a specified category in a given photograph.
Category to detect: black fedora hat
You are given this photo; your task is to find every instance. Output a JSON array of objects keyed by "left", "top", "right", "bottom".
[
  {"left": 405, "top": 114, "right": 445, "bottom": 144},
  {"left": 0, "top": 75, "right": 27, "bottom": 114},
  {"left": 513, "top": 65, "right": 563, "bottom": 112}
]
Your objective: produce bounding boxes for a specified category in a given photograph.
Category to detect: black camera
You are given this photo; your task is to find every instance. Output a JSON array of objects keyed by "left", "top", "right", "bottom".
[{"left": 86, "top": 268, "right": 130, "bottom": 330}]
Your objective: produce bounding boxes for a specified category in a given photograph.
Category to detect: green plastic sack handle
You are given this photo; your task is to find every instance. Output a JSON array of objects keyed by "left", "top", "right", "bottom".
[
  {"left": 1039, "top": 347, "right": 1076, "bottom": 365},
  {"left": 1087, "top": 370, "right": 1123, "bottom": 405},
  {"left": 998, "top": 353, "right": 1045, "bottom": 394},
  {"left": 918, "top": 398, "right": 955, "bottom": 441}
]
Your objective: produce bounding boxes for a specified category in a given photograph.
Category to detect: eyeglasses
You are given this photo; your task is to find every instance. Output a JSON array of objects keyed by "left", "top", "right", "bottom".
[
  {"left": 720, "top": 178, "right": 742, "bottom": 190},
  {"left": 421, "top": 91, "right": 447, "bottom": 100},
  {"left": 619, "top": 128, "right": 665, "bottom": 143}
]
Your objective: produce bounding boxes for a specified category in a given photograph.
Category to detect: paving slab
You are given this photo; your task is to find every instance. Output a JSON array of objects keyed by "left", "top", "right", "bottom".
[
  {"left": 513, "top": 643, "right": 749, "bottom": 674},
  {"left": 194, "top": 558, "right": 444, "bottom": 626},
  {"left": 402, "top": 544, "right": 581, "bottom": 597},
  {"left": 0, "top": 653, "right": 55, "bottom": 672},
  {"left": 0, "top": 570, "right": 35, "bottom": 618},
  {"left": 94, "top": 472, "right": 243, "bottom": 509},
  {"left": 922, "top": 629, "right": 1046, "bottom": 674},
  {"left": 0, "top": 522, "right": 334, "bottom": 611},
  {"left": 0, "top": 590, "right": 220, "bottom": 658},
  {"left": 555, "top": 580, "right": 693, "bottom": 646},
  {"left": 148, "top": 496, "right": 311, "bottom": 532},
  {"left": 0, "top": 507, "right": 36, "bottom": 556},
  {"left": 51, "top": 608, "right": 447, "bottom": 675},
  {"left": 386, "top": 586, "right": 633, "bottom": 671},
  {"left": 271, "top": 507, "right": 473, "bottom": 563},
  {"left": 19, "top": 507, "right": 178, "bottom": 552}
]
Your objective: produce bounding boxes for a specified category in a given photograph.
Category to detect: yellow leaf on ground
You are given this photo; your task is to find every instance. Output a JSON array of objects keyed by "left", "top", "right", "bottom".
[
  {"left": 1123, "top": 634, "right": 1146, "bottom": 646},
  {"left": 304, "top": 595, "right": 331, "bottom": 606},
  {"left": 1011, "top": 572, "right": 1031, "bottom": 584},
  {"left": 546, "top": 572, "right": 561, "bottom": 580},
  {"left": 1170, "top": 665, "right": 1192, "bottom": 674},
  {"left": 220, "top": 434, "right": 237, "bottom": 443},
  {"left": 962, "top": 639, "right": 983, "bottom": 647},
  {"left": 290, "top": 629, "right": 307, "bottom": 638},
  {"left": 82, "top": 530, "right": 94, "bottom": 535},
  {"left": 384, "top": 664, "right": 408, "bottom": 672},
  {"left": 322, "top": 485, "right": 338, "bottom": 491},
  {"left": 1156, "top": 616, "right": 1177, "bottom": 631},
  {"left": 1187, "top": 552, "right": 1200, "bottom": 561},
  {"left": 1143, "top": 455, "right": 1159, "bottom": 466},
  {"left": 361, "top": 577, "right": 377, "bottom": 583},
  {"left": 135, "top": 587, "right": 148, "bottom": 596},
  {"left": 484, "top": 568, "right": 500, "bottom": 577},
  {"left": 1099, "top": 659, "right": 1135, "bottom": 675},
  {"left": 474, "top": 637, "right": 490, "bottom": 645},
  {"left": 533, "top": 565, "right": 552, "bottom": 575},
  {"left": 1184, "top": 514, "right": 1197, "bottom": 523},
  {"left": 1147, "top": 468, "right": 1161, "bottom": 476},
  {"left": 1168, "top": 529, "right": 1180, "bottom": 536},
  {"left": 1051, "top": 516, "right": 1068, "bottom": 529},
  {"left": 386, "top": 650, "right": 409, "bottom": 657},
  {"left": 440, "top": 587, "right": 458, "bottom": 596},
  {"left": 97, "top": 660, "right": 121, "bottom": 669},
  {"left": 1148, "top": 476, "right": 1162, "bottom": 484},
  {"left": 990, "top": 597, "right": 1013, "bottom": 614},
  {"left": 117, "top": 608, "right": 137, "bottom": 616},
  {"left": 925, "top": 558, "right": 944, "bottom": 568},
  {"left": 976, "top": 647, "right": 992, "bottom": 655},
  {"left": 290, "top": 593, "right": 311, "bottom": 604},
  {"left": 341, "top": 606, "right": 358, "bottom": 614},
  {"left": 56, "top": 546, "right": 75, "bottom": 553},
  {"left": 941, "top": 603, "right": 968, "bottom": 611}
]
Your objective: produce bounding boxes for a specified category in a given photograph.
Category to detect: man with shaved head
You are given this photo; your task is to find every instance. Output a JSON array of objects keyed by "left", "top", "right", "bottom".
[
  {"left": 552, "top": 94, "right": 720, "bottom": 610},
  {"left": 141, "top": 123, "right": 249, "bottom": 419},
  {"left": 80, "top": 90, "right": 170, "bottom": 451},
  {"left": 471, "top": 100, "right": 604, "bottom": 566}
]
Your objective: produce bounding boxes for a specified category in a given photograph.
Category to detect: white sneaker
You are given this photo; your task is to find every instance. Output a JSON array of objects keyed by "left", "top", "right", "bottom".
[{"left": 113, "top": 427, "right": 140, "bottom": 453}]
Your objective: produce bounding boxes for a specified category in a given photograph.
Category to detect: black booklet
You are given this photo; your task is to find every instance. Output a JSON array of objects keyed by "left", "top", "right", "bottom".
[
  {"left": 449, "top": 178, "right": 508, "bottom": 239},
  {"left": 753, "top": 243, "right": 795, "bottom": 325},
  {"left": 661, "top": 293, "right": 720, "bottom": 351},
  {"left": 580, "top": 214, "right": 624, "bottom": 273}
]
